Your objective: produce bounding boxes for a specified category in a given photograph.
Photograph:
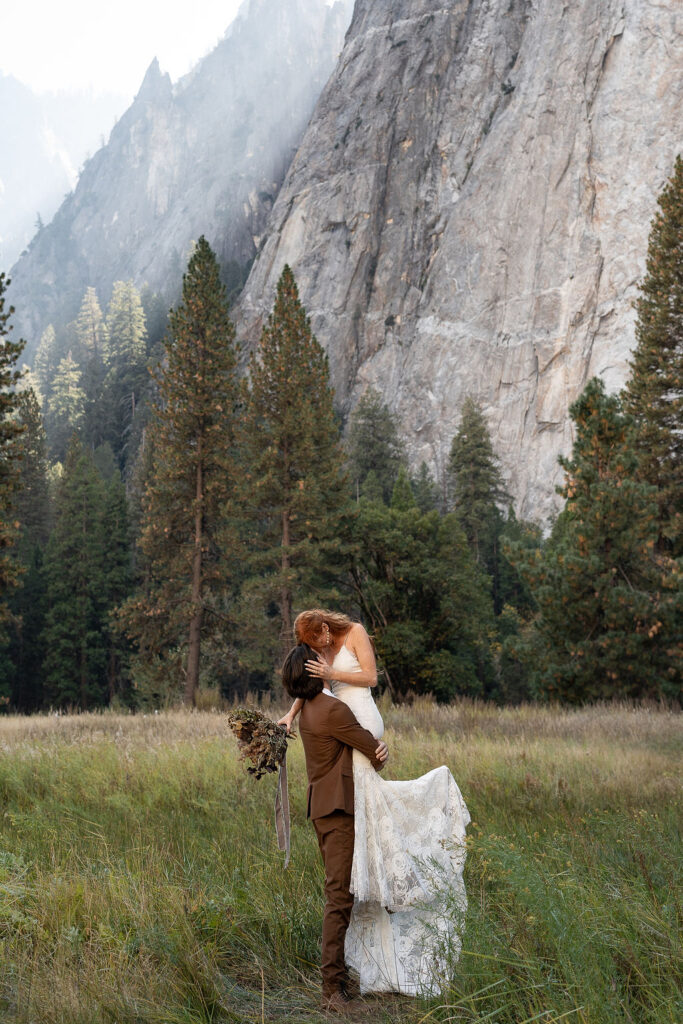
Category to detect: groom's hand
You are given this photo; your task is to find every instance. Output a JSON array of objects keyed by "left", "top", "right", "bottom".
[{"left": 375, "top": 741, "right": 388, "bottom": 764}]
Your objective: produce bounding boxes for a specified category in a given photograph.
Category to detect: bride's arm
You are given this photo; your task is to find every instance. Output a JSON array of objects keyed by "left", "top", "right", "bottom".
[
  {"left": 277, "top": 698, "right": 304, "bottom": 734},
  {"left": 307, "top": 624, "right": 379, "bottom": 688}
]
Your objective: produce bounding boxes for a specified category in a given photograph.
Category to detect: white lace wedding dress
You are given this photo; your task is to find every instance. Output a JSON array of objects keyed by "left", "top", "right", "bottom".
[{"left": 330, "top": 643, "right": 470, "bottom": 996}]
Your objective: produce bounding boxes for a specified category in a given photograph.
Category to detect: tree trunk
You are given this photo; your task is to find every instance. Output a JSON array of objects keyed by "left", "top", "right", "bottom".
[
  {"left": 186, "top": 450, "right": 203, "bottom": 706},
  {"left": 281, "top": 503, "right": 292, "bottom": 647},
  {"left": 280, "top": 436, "right": 292, "bottom": 651}
]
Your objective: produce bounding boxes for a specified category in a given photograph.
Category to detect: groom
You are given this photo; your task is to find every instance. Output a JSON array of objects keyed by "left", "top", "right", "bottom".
[{"left": 282, "top": 643, "right": 388, "bottom": 1014}]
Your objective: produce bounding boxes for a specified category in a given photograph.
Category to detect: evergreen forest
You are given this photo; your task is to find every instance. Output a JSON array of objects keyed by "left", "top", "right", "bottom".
[{"left": 0, "top": 159, "right": 681, "bottom": 712}]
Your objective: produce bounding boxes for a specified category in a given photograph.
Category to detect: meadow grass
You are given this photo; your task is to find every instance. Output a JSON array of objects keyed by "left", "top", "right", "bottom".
[{"left": 0, "top": 698, "right": 680, "bottom": 1023}]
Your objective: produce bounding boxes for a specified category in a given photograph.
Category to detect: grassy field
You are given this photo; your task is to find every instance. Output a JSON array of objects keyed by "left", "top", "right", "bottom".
[{"left": 0, "top": 697, "right": 680, "bottom": 1023}]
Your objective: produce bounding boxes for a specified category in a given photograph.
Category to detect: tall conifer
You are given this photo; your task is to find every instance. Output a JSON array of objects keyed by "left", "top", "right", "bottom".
[
  {"left": 507, "top": 379, "right": 681, "bottom": 702},
  {"left": 0, "top": 273, "right": 26, "bottom": 641},
  {"left": 42, "top": 437, "right": 108, "bottom": 708},
  {"left": 350, "top": 495, "right": 494, "bottom": 699},
  {"left": 1, "top": 388, "right": 51, "bottom": 709},
  {"left": 449, "top": 396, "right": 516, "bottom": 612},
  {"left": 33, "top": 324, "right": 57, "bottom": 395},
  {"left": 76, "top": 287, "right": 108, "bottom": 363},
  {"left": 347, "top": 387, "right": 405, "bottom": 503},
  {"left": 102, "top": 281, "right": 149, "bottom": 468},
  {"left": 46, "top": 352, "right": 85, "bottom": 458},
  {"left": 239, "top": 265, "right": 350, "bottom": 674},
  {"left": 118, "top": 238, "right": 239, "bottom": 706},
  {"left": 623, "top": 155, "right": 683, "bottom": 553}
]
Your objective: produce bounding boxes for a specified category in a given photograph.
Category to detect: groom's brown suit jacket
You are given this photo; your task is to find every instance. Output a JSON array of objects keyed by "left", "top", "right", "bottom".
[{"left": 299, "top": 692, "right": 384, "bottom": 819}]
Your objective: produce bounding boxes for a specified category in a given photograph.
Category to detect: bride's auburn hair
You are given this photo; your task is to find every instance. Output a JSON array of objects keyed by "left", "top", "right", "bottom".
[{"left": 294, "top": 609, "right": 354, "bottom": 645}]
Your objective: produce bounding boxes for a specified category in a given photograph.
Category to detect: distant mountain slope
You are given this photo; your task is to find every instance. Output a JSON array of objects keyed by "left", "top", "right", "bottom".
[
  {"left": 9, "top": 0, "right": 353, "bottom": 361},
  {"left": 0, "top": 75, "right": 125, "bottom": 269},
  {"left": 237, "top": 0, "right": 682, "bottom": 522}
]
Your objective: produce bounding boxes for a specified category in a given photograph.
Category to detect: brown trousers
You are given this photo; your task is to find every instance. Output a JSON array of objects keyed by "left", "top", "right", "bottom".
[{"left": 313, "top": 810, "right": 355, "bottom": 997}]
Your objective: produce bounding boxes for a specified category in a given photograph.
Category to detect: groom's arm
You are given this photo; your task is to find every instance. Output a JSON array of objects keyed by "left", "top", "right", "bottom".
[{"left": 328, "top": 701, "right": 387, "bottom": 771}]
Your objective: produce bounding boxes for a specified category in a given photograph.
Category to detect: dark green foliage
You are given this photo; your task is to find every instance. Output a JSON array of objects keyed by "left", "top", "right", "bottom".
[
  {"left": 42, "top": 437, "right": 110, "bottom": 708},
  {"left": 101, "top": 281, "right": 149, "bottom": 469},
  {"left": 0, "top": 273, "right": 26, "bottom": 644},
  {"left": 412, "top": 461, "right": 440, "bottom": 512},
  {"left": 14, "top": 387, "right": 50, "bottom": 554},
  {"left": 140, "top": 285, "right": 169, "bottom": 358},
  {"left": 101, "top": 474, "right": 132, "bottom": 703},
  {"left": 350, "top": 496, "right": 494, "bottom": 700},
  {"left": 238, "top": 265, "right": 351, "bottom": 678},
  {"left": 390, "top": 464, "right": 416, "bottom": 511},
  {"left": 448, "top": 396, "right": 535, "bottom": 618},
  {"left": 347, "top": 387, "right": 405, "bottom": 502},
  {"left": 0, "top": 387, "right": 50, "bottom": 709},
  {"left": 449, "top": 397, "right": 507, "bottom": 564},
  {"left": 622, "top": 154, "right": 683, "bottom": 554},
  {"left": 118, "top": 238, "right": 240, "bottom": 706},
  {"left": 1, "top": 544, "right": 47, "bottom": 711},
  {"left": 506, "top": 379, "right": 681, "bottom": 702}
]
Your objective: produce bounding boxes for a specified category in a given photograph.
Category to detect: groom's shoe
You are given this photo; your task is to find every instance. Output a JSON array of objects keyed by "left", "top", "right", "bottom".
[
  {"left": 321, "top": 989, "right": 365, "bottom": 1016},
  {"left": 341, "top": 970, "right": 361, "bottom": 999}
]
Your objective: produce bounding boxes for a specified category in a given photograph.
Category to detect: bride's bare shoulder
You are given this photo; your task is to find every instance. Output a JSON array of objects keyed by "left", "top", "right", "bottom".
[
  {"left": 347, "top": 622, "right": 374, "bottom": 656},
  {"left": 346, "top": 621, "right": 368, "bottom": 644}
]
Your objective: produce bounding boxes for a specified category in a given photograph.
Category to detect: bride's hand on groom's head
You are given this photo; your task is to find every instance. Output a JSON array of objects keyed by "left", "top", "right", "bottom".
[{"left": 306, "top": 655, "right": 330, "bottom": 681}]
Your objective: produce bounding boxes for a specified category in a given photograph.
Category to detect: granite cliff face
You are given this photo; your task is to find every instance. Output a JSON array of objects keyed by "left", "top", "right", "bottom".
[
  {"left": 9, "top": 0, "right": 352, "bottom": 360},
  {"left": 239, "top": 0, "right": 682, "bottom": 522}
]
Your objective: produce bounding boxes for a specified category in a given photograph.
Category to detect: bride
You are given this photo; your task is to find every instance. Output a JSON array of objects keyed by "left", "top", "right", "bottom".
[{"left": 279, "top": 609, "right": 470, "bottom": 996}]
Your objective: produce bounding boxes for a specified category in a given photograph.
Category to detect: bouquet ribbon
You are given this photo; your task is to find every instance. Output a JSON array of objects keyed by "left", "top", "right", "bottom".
[{"left": 274, "top": 752, "right": 291, "bottom": 869}]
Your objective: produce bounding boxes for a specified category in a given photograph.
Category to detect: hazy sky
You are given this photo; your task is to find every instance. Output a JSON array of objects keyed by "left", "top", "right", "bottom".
[{"left": 1, "top": 1, "right": 245, "bottom": 99}]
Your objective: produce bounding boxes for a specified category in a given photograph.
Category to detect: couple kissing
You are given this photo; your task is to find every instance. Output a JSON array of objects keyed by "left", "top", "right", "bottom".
[{"left": 280, "top": 610, "right": 470, "bottom": 1013}]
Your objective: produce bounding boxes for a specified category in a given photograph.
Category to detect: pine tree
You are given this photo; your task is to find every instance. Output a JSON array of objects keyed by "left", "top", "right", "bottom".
[
  {"left": 33, "top": 324, "right": 57, "bottom": 394},
  {"left": 239, "top": 265, "right": 351, "bottom": 676},
  {"left": 449, "top": 397, "right": 509, "bottom": 557},
  {"left": 391, "top": 465, "right": 416, "bottom": 511},
  {"left": 74, "top": 288, "right": 108, "bottom": 450},
  {"left": 14, "top": 388, "right": 50, "bottom": 555},
  {"left": 350, "top": 496, "right": 494, "bottom": 700},
  {"left": 5, "top": 544, "right": 47, "bottom": 710},
  {"left": 449, "top": 396, "right": 516, "bottom": 613},
  {"left": 46, "top": 352, "right": 85, "bottom": 458},
  {"left": 105, "top": 281, "right": 146, "bottom": 364},
  {"left": 75, "top": 287, "right": 107, "bottom": 363},
  {"left": 117, "top": 238, "right": 240, "bottom": 706},
  {"left": 42, "top": 436, "right": 109, "bottom": 709},
  {"left": 412, "top": 461, "right": 440, "bottom": 513},
  {"left": 622, "top": 155, "right": 683, "bottom": 554},
  {"left": 102, "top": 281, "right": 149, "bottom": 468},
  {"left": 0, "top": 273, "right": 26, "bottom": 643},
  {"left": 347, "top": 388, "right": 405, "bottom": 503},
  {"left": 507, "top": 379, "right": 681, "bottom": 702},
  {"left": 101, "top": 474, "right": 132, "bottom": 702},
  {"left": 0, "top": 388, "right": 51, "bottom": 709}
]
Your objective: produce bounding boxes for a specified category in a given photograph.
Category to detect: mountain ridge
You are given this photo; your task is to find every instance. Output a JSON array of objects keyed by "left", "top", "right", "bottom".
[
  {"left": 237, "top": 0, "right": 682, "bottom": 522},
  {"left": 8, "top": 0, "right": 353, "bottom": 362}
]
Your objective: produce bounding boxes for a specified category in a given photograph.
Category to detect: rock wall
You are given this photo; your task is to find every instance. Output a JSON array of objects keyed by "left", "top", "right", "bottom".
[
  {"left": 238, "top": 0, "right": 682, "bottom": 522},
  {"left": 9, "top": 0, "right": 353, "bottom": 361}
]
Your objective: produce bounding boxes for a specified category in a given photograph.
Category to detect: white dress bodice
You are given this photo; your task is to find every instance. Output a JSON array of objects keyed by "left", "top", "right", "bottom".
[{"left": 330, "top": 643, "right": 384, "bottom": 744}]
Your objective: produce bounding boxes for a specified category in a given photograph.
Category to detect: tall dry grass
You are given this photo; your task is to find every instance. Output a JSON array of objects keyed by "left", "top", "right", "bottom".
[{"left": 0, "top": 699, "right": 680, "bottom": 1023}]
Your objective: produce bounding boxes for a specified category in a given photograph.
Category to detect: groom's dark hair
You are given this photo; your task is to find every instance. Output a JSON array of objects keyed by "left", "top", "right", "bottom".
[{"left": 282, "top": 643, "right": 323, "bottom": 700}]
